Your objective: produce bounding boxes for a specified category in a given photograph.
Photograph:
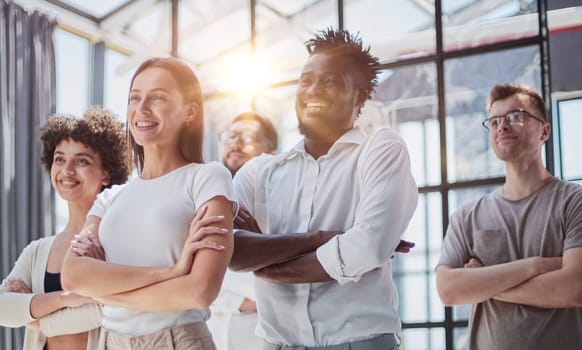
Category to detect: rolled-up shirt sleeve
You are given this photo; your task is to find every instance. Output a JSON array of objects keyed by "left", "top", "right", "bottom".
[{"left": 316, "top": 132, "right": 418, "bottom": 284}]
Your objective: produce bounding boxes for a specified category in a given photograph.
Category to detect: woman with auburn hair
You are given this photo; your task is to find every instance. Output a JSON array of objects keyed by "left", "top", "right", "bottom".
[{"left": 62, "top": 57, "right": 236, "bottom": 350}]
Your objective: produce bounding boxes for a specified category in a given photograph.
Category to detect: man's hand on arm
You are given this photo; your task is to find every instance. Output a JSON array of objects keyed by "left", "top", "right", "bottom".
[
  {"left": 392, "top": 239, "right": 415, "bottom": 257},
  {"left": 230, "top": 208, "right": 340, "bottom": 272},
  {"left": 436, "top": 255, "right": 561, "bottom": 306},
  {"left": 254, "top": 252, "right": 332, "bottom": 283},
  {"left": 238, "top": 298, "right": 257, "bottom": 313},
  {"left": 234, "top": 207, "right": 262, "bottom": 233}
]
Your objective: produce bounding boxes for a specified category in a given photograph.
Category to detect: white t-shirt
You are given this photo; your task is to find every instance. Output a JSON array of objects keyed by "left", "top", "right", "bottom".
[
  {"left": 233, "top": 127, "right": 418, "bottom": 346},
  {"left": 90, "top": 162, "right": 237, "bottom": 336}
]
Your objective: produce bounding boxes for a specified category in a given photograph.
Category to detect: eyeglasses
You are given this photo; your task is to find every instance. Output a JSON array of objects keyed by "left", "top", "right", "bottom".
[
  {"left": 219, "top": 129, "right": 273, "bottom": 148},
  {"left": 481, "top": 109, "right": 546, "bottom": 131}
]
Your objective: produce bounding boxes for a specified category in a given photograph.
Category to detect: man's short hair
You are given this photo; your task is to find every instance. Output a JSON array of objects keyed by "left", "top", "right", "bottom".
[
  {"left": 304, "top": 28, "right": 380, "bottom": 100},
  {"left": 232, "top": 112, "right": 278, "bottom": 150},
  {"left": 487, "top": 83, "right": 547, "bottom": 120}
]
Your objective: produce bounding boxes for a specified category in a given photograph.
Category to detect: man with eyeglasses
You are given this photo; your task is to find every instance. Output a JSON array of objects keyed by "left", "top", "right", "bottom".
[
  {"left": 208, "top": 112, "right": 278, "bottom": 350},
  {"left": 436, "top": 83, "right": 582, "bottom": 349},
  {"left": 220, "top": 112, "right": 278, "bottom": 176}
]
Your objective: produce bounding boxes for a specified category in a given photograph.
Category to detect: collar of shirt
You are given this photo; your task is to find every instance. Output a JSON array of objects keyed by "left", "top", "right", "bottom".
[{"left": 279, "top": 127, "right": 367, "bottom": 165}]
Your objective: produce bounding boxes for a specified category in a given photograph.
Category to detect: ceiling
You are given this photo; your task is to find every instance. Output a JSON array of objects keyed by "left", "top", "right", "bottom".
[{"left": 13, "top": 0, "right": 582, "bottom": 96}]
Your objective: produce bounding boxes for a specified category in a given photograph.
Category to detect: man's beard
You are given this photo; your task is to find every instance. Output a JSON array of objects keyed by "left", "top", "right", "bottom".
[{"left": 298, "top": 120, "right": 321, "bottom": 139}]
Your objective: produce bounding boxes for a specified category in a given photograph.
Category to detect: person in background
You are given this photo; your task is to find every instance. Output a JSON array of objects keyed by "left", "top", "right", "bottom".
[
  {"left": 436, "top": 83, "right": 582, "bottom": 349},
  {"left": 0, "top": 108, "right": 129, "bottom": 350},
  {"left": 230, "top": 28, "right": 418, "bottom": 350},
  {"left": 61, "top": 57, "right": 237, "bottom": 350},
  {"left": 221, "top": 112, "right": 278, "bottom": 177},
  {"left": 208, "top": 111, "right": 278, "bottom": 350}
]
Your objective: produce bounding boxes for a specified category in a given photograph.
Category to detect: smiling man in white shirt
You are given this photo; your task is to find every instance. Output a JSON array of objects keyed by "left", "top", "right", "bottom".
[{"left": 230, "top": 28, "right": 418, "bottom": 350}]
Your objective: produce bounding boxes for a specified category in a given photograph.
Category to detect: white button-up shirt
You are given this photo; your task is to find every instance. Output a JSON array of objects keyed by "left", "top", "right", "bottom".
[{"left": 233, "top": 127, "right": 418, "bottom": 347}]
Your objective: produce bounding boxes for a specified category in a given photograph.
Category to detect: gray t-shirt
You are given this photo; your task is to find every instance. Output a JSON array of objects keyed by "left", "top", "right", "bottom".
[{"left": 439, "top": 178, "right": 582, "bottom": 350}]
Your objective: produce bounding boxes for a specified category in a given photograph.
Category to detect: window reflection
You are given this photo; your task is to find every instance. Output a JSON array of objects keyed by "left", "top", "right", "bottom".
[
  {"left": 400, "top": 327, "right": 446, "bottom": 350},
  {"left": 363, "top": 64, "right": 439, "bottom": 187},
  {"left": 53, "top": 29, "right": 90, "bottom": 233},
  {"left": 396, "top": 192, "right": 444, "bottom": 324},
  {"left": 556, "top": 98, "right": 582, "bottom": 180},
  {"left": 344, "top": 0, "right": 436, "bottom": 63},
  {"left": 442, "top": 0, "right": 538, "bottom": 51},
  {"left": 104, "top": 49, "right": 132, "bottom": 122},
  {"left": 54, "top": 29, "right": 89, "bottom": 116}
]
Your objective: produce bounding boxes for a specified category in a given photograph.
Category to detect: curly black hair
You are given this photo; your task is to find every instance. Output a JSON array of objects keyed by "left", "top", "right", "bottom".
[
  {"left": 40, "top": 107, "right": 129, "bottom": 190},
  {"left": 304, "top": 28, "right": 380, "bottom": 100}
]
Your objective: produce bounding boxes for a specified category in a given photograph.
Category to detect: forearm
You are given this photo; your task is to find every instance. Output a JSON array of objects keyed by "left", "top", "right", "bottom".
[
  {"left": 436, "top": 257, "right": 548, "bottom": 306},
  {"left": 0, "top": 292, "right": 36, "bottom": 327},
  {"left": 230, "top": 230, "right": 335, "bottom": 272},
  {"left": 495, "top": 256, "right": 582, "bottom": 308},
  {"left": 39, "top": 303, "right": 102, "bottom": 337},
  {"left": 494, "top": 273, "right": 573, "bottom": 308},
  {"left": 254, "top": 252, "right": 332, "bottom": 283},
  {"left": 96, "top": 268, "right": 220, "bottom": 312},
  {"left": 61, "top": 254, "right": 177, "bottom": 297},
  {"left": 29, "top": 292, "right": 76, "bottom": 319}
]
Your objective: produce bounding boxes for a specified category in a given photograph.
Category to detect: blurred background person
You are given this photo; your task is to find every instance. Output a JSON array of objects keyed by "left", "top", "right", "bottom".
[
  {"left": 220, "top": 112, "right": 278, "bottom": 177},
  {"left": 209, "top": 112, "right": 277, "bottom": 350},
  {"left": 0, "top": 108, "right": 129, "bottom": 350}
]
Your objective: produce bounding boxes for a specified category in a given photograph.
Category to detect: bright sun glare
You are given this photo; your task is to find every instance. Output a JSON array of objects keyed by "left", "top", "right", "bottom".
[{"left": 223, "top": 52, "right": 271, "bottom": 95}]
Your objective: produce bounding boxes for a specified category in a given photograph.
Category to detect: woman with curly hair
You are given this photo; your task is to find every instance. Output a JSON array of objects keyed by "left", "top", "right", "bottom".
[
  {"left": 62, "top": 57, "right": 236, "bottom": 350},
  {"left": 0, "top": 108, "right": 129, "bottom": 350}
]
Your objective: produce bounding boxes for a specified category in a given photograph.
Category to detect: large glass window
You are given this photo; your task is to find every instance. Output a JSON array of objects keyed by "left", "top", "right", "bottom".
[
  {"left": 365, "top": 63, "right": 439, "bottom": 187},
  {"left": 255, "top": 85, "right": 301, "bottom": 151},
  {"left": 53, "top": 28, "right": 91, "bottom": 232},
  {"left": 555, "top": 98, "right": 582, "bottom": 180},
  {"left": 254, "top": 0, "right": 337, "bottom": 84},
  {"left": 54, "top": 29, "right": 90, "bottom": 116},
  {"left": 396, "top": 192, "right": 444, "bottom": 324},
  {"left": 345, "top": 0, "right": 436, "bottom": 63},
  {"left": 442, "top": 0, "right": 539, "bottom": 51},
  {"left": 43, "top": 2, "right": 580, "bottom": 350},
  {"left": 104, "top": 49, "right": 133, "bottom": 121}
]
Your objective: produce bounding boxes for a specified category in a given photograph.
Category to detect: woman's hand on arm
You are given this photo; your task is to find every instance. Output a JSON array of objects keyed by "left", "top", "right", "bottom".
[
  {"left": 5, "top": 278, "right": 96, "bottom": 320},
  {"left": 70, "top": 230, "right": 105, "bottom": 260},
  {"left": 4, "top": 279, "right": 31, "bottom": 294},
  {"left": 173, "top": 205, "right": 228, "bottom": 276}
]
